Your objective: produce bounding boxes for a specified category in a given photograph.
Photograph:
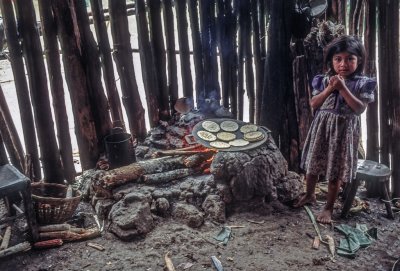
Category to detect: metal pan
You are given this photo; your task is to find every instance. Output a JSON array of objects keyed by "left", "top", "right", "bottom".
[{"left": 191, "top": 118, "right": 271, "bottom": 152}]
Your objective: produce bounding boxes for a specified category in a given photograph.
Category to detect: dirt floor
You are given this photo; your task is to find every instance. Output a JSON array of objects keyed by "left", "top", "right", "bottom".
[{"left": 0, "top": 187, "right": 399, "bottom": 271}]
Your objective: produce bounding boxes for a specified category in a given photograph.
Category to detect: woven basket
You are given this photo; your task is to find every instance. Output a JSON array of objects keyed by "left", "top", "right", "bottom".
[{"left": 31, "top": 182, "right": 81, "bottom": 225}]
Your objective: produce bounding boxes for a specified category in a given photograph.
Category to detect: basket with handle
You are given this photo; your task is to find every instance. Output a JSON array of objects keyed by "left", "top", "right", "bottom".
[{"left": 31, "top": 182, "right": 81, "bottom": 225}]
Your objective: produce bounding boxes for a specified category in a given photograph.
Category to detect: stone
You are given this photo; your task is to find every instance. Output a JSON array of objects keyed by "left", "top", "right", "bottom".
[
  {"left": 202, "top": 195, "right": 226, "bottom": 223},
  {"left": 172, "top": 203, "right": 204, "bottom": 228}
]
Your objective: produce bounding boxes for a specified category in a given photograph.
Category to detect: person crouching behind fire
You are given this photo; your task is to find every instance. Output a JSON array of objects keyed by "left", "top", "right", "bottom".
[{"left": 294, "top": 35, "right": 376, "bottom": 224}]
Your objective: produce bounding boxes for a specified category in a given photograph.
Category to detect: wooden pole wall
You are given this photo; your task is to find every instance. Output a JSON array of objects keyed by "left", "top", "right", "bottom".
[
  {"left": 260, "top": 0, "right": 296, "bottom": 162},
  {"left": 38, "top": 0, "right": 76, "bottom": 183},
  {"left": 163, "top": 0, "right": 179, "bottom": 114},
  {"left": 90, "top": 0, "right": 125, "bottom": 129},
  {"left": 199, "top": 0, "right": 220, "bottom": 109},
  {"left": 149, "top": 0, "right": 170, "bottom": 120},
  {"left": 188, "top": 0, "right": 204, "bottom": 103},
  {"left": 0, "top": 84, "right": 24, "bottom": 171},
  {"left": 15, "top": 0, "right": 64, "bottom": 183},
  {"left": 108, "top": 0, "right": 146, "bottom": 141},
  {"left": 73, "top": 0, "right": 113, "bottom": 147},
  {"left": 365, "top": 0, "right": 378, "bottom": 162},
  {"left": 51, "top": 0, "right": 100, "bottom": 170},
  {"left": 175, "top": 0, "right": 194, "bottom": 99},
  {"left": 0, "top": 0, "right": 399, "bottom": 178},
  {"left": 136, "top": 0, "right": 160, "bottom": 127},
  {"left": 0, "top": 0, "right": 41, "bottom": 179}
]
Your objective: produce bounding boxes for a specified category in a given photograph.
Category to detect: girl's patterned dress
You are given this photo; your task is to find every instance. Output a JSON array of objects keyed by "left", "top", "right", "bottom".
[{"left": 301, "top": 74, "right": 376, "bottom": 183}]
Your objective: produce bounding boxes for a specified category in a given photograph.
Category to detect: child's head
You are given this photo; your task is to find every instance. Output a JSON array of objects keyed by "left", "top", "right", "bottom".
[{"left": 323, "top": 35, "right": 366, "bottom": 76}]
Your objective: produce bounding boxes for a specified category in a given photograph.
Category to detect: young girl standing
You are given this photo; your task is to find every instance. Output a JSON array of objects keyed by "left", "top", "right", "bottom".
[{"left": 294, "top": 35, "right": 376, "bottom": 224}]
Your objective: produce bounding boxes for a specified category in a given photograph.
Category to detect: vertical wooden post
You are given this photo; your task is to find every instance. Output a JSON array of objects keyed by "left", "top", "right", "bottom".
[
  {"left": 15, "top": 0, "right": 64, "bottom": 183},
  {"left": 188, "top": 0, "right": 204, "bottom": 103},
  {"left": 252, "top": 0, "right": 263, "bottom": 124},
  {"left": 0, "top": 134, "right": 7, "bottom": 166},
  {"left": 237, "top": 0, "right": 245, "bottom": 120},
  {"left": 0, "top": 84, "right": 24, "bottom": 171},
  {"left": 136, "top": 0, "right": 161, "bottom": 127},
  {"left": 109, "top": 0, "right": 146, "bottom": 141},
  {"left": 51, "top": 0, "right": 100, "bottom": 170},
  {"left": 149, "top": 0, "right": 170, "bottom": 120},
  {"left": 216, "top": 0, "right": 237, "bottom": 116},
  {"left": 386, "top": 1, "right": 400, "bottom": 198},
  {"left": 352, "top": 0, "right": 364, "bottom": 36},
  {"left": 199, "top": 0, "right": 220, "bottom": 109},
  {"left": 377, "top": 0, "right": 396, "bottom": 168},
  {"left": 163, "top": 0, "right": 179, "bottom": 113},
  {"left": 73, "top": 0, "right": 113, "bottom": 147},
  {"left": 38, "top": 0, "right": 76, "bottom": 183},
  {"left": 0, "top": 0, "right": 41, "bottom": 180},
  {"left": 175, "top": 0, "right": 194, "bottom": 99},
  {"left": 90, "top": 0, "right": 125, "bottom": 129},
  {"left": 260, "top": 0, "right": 297, "bottom": 167},
  {"left": 244, "top": 3, "right": 255, "bottom": 123},
  {"left": 365, "top": 0, "right": 378, "bottom": 162},
  {"left": 338, "top": 0, "right": 346, "bottom": 26}
]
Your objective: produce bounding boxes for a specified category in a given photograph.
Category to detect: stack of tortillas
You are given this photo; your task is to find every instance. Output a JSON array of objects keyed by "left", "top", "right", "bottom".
[
  {"left": 195, "top": 119, "right": 265, "bottom": 150},
  {"left": 243, "top": 131, "right": 264, "bottom": 142}
]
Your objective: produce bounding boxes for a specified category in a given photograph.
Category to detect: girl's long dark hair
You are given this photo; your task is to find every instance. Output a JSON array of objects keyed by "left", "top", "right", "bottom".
[{"left": 323, "top": 35, "right": 366, "bottom": 76}]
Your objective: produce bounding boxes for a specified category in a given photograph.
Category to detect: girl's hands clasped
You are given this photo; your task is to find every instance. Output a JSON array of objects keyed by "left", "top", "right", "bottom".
[{"left": 328, "top": 75, "right": 346, "bottom": 92}]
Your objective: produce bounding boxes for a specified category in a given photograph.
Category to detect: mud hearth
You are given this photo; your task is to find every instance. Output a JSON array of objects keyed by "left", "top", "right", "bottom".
[{"left": 78, "top": 110, "right": 303, "bottom": 241}]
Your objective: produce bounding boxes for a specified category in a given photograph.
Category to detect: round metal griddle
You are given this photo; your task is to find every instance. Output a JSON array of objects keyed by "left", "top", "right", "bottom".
[{"left": 192, "top": 118, "right": 270, "bottom": 152}]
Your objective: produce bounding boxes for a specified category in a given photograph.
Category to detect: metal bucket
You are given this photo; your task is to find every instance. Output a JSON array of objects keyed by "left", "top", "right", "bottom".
[{"left": 104, "top": 130, "right": 135, "bottom": 169}]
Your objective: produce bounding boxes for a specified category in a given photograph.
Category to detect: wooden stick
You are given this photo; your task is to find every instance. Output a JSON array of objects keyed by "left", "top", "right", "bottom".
[
  {"left": 39, "top": 224, "right": 71, "bottom": 233},
  {"left": 0, "top": 241, "right": 31, "bottom": 258},
  {"left": 39, "top": 228, "right": 101, "bottom": 242},
  {"left": 33, "top": 239, "right": 63, "bottom": 249},
  {"left": 164, "top": 252, "right": 176, "bottom": 271},
  {"left": 0, "top": 226, "right": 11, "bottom": 250},
  {"left": 87, "top": 242, "right": 105, "bottom": 251},
  {"left": 12, "top": 204, "right": 24, "bottom": 215},
  {"left": 141, "top": 168, "right": 194, "bottom": 184}
]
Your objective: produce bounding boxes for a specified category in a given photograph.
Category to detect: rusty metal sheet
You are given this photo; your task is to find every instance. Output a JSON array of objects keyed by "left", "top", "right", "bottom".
[{"left": 191, "top": 118, "right": 271, "bottom": 152}]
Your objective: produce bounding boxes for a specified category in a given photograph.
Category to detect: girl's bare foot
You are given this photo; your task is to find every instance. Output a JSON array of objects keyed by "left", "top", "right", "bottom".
[
  {"left": 316, "top": 209, "right": 333, "bottom": 224},
  {"left": 293, "top": 194, "right": 316, "bottom": 208}
]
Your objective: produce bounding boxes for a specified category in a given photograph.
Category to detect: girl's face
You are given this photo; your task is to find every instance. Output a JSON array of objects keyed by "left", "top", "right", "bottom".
[{"left": 332, "top": 52, "right": 359, "bottom": 78}]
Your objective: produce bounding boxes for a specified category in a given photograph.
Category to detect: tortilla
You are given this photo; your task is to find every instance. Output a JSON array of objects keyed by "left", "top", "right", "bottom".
[
  {"left": 210, "top": 141, "right": 230, "bottom": 149},
  {"left": 244, "top": 131, "right": 265, "bottom": 142},
  {"left": 229, "top": 139, "right": 250, "bottom": 147},
  {"left": 216, "top": 131, "right": 236, "bottom": 141},
  {"left": 240, "top": 124, "right": 258, "bottom": 133},
  {"left": 201, "top": 120, "right": 220, "bottom": 133},
  {"left": 220, "top": 120, "right": 239, "bottom": 132},
  {"left": 196, "top": 130, "right": 217, "bottom": 141}
]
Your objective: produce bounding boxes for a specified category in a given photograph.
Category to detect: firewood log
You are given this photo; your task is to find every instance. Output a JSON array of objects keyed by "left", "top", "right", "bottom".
[
  {"left": 0, "top": 242, "right": 31, "bottom": 258},
  {"left": 39, "top": 224, "right": 71, "bottom": 232},
  {"left": 39, "top": 228, "right": 100, "bottom": 242},
  {"left": 140, "top": 168, "right": 195, "bottom": 184},
  {"left": 93, "top": 154, "right": 211, "bottom": 192},
  {"left": 33, "top": 239, "right": 63, "bottom": 249}
]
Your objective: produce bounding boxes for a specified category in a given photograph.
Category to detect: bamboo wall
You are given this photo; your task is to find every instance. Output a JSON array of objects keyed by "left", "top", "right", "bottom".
[{"left": 0, "top": 0, "right": 398, "bottom": 199}]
